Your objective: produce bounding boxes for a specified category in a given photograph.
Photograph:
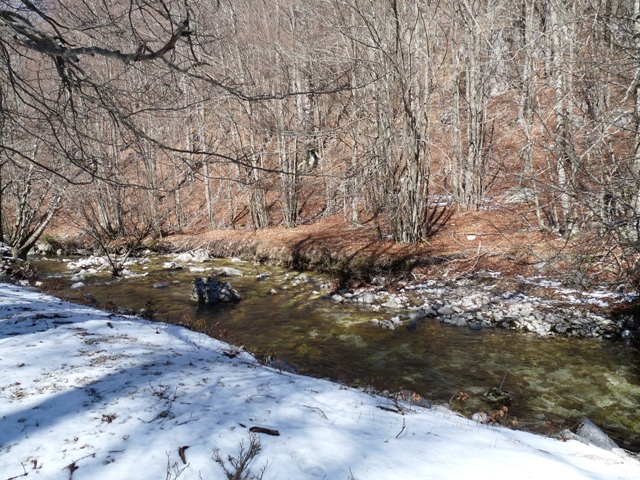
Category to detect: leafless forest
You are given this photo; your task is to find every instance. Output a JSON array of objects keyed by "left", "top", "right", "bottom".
[{"left": 1, "top": 0, "right": 639, "bottom": 275}]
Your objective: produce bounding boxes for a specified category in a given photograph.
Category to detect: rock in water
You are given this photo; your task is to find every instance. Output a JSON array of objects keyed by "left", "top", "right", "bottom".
[
  {"left": 576, "top": 418, "right": 619, "bottom": 451},
  {"left": 219, "top": 266, "right": 243, "bottom": 277},
  {"left": 174, "top": 252, "right": 194, "bottom": 263},
  {"left": 191, "top": 249, "right": 211, "bottom": 263},
  {"left": 484, "top": 387, "right": 513, "bottom": 405},
  {"left": 190, "top": 277, "right": 241, "bottom": 304}
]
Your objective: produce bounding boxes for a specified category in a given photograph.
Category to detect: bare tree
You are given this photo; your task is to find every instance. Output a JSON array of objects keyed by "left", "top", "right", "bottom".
[
  {"left": 328, "top": 0, "right": 451, "bottom": 242},
  {"left": 0, "top": 53, "right": 70, "bottom": 258},
  {"left": 0, "top": 1, "right": 194, "bottom": 174},
  {"left": 2, "top": 0, "right": 640, "bottom": 285},
  {"left": 1, "top": 146, "right": 67, "bottom": 259}
]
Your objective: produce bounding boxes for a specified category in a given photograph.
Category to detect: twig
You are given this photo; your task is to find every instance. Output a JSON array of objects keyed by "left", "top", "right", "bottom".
[
  {"left": 499, "top": 368, "right": 510, "bottom": 390},
  {"left": 302, "top": 405, "right": 328, "bottom": 419},
  {"left": 395, "top": 418, "right": 407, "bottom": 439},
  {"left": 377, "top": 405, "right": 402, "bottom": 414},
  {"left": 176, "top": 411, "right": 195, "bottom": 426},
  {"left": 213, "top": 434, "right": 267, "bottom": 480},
  {"left": 384, "top": 417, "right": 407, "bottom": 442},
  {"left": 62, "top": 452, "right": 95, "bottom": 478},
  {"left": 165, "top": 451, "right": 189, "bottom": 480},
  {"left": 5, "top": 461, "right": 29, "bottom": 480}
]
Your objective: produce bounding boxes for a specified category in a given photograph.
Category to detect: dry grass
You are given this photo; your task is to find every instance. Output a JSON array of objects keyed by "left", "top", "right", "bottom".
[
  {"left": 47, "top": 201, "right": 628, "bottom": 286},
  {"left": 163, "top": 207, "right": 594, "bottom": 285}
]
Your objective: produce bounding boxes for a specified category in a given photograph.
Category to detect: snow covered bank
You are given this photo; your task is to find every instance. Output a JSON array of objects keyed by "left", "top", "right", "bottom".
[{"left": 0, "top": 283, "right": 638, "bottom": 479}]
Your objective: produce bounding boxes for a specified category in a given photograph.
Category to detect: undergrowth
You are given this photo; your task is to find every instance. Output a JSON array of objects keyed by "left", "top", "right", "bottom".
[{"left": 213, "top": 435, "right": 267, "bottom": 480}]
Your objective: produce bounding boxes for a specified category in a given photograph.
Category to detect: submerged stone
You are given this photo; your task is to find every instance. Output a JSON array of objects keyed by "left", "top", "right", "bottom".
[
  {"left": 370, "top": 317, "right": 402, "bottom": 330},
  {"left": 408, "top": 310, "right": 427, "bottom": 321},
  {"left": 382, "top": 297, "right": 401, "bottom": 308}
]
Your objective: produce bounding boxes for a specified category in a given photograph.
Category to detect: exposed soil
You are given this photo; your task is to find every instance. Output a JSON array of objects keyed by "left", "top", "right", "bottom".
[{"left": 162, "top": 207, "right": 622, "bottom": 287}]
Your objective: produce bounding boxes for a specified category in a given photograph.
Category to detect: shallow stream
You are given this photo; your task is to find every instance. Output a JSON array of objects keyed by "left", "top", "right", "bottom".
[{"left": 32, "top": 255, "right": 640, "bottom": 451}]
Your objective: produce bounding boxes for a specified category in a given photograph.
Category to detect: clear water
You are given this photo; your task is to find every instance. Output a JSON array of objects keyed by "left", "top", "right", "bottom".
[{"left": 32, "top": 256, "right": 640, "bottom": 451}]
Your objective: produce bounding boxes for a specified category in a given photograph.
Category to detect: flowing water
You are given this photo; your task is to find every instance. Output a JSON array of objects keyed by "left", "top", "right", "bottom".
[{"left": 32, "top": 255, "right": 640, "bottom": 451}]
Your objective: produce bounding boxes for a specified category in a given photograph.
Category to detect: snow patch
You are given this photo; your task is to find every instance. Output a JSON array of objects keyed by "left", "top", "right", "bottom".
[{"left": 0, "top": 283, "right": 637, "bottom": 479}]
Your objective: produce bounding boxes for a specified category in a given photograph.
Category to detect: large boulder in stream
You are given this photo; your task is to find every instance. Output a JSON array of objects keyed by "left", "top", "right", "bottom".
[{"left": 190, "top": 277, "right": 241, "bottom": 304}]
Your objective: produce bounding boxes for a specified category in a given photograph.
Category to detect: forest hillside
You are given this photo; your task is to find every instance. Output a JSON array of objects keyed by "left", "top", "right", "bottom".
[{"left": 1, "top": 0, "right": 639, "bottom": 284}]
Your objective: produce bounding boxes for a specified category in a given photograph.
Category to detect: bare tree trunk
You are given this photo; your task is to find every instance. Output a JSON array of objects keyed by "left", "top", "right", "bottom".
[
  {"left": 455, "top": 0, "right": 491, "bottom": 210},
  {"left": 631, "top": 0, "right": 640, "bottom": 241},
  {"left": 519, "top": 0, "right": 544, "bottom": 227},
  {"left": 451, "top": 11, "right": 463, "bottom": 204},
  {"left": 550, "top": 0, "right": 577, "bottom": 235},
  {"left": 196, "top": 102, "right": 215, "bottom": 229}
]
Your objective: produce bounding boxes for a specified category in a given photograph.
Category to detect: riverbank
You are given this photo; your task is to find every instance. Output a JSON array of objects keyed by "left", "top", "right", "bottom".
[
  {"left": 35, "top": 216, "right": 640, "bottom": 341},
  {"left": 27, "top": 244, "right": 640, "bottom": 342},
  {"left": 157, "top": 214, "right": 639, "bottom": 340},
  {"left": 1, "top": 283, "right": 638, "bottom": 479},
  {"left": 25, "top": 252, "right": 640, "bottom": 451},
  {"left": 160, "top": 212, "right": 618, "bottom": 284},
  {"left": 325, "top": 271, "right": 638, "bottom": 340}
]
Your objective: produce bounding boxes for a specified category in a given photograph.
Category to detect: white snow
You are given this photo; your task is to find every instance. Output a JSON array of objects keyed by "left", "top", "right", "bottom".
[{"left": 0, "top": 283, "right": 638, "bottom": 480}]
